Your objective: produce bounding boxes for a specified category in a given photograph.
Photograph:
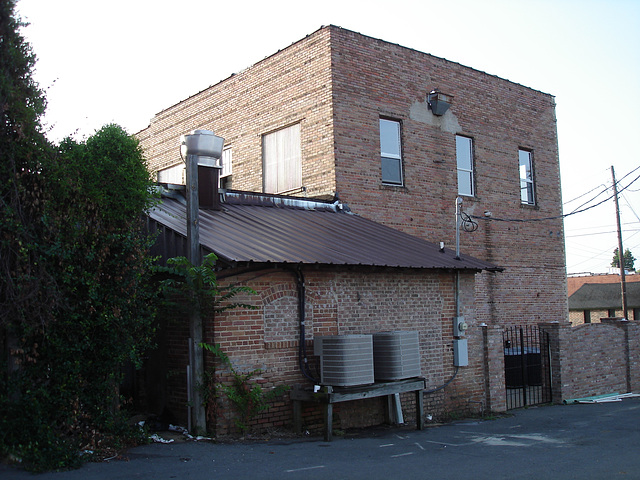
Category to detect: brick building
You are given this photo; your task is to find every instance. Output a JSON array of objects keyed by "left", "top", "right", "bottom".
[
  {"left": 138, "top": 26, "right": 566, "bottom": 434},
  {"left": 568, "top": 275, "right": 640, "bottom": 325}
]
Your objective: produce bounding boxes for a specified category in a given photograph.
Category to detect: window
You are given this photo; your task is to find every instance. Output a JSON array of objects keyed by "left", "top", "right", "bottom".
[
  {"left": 379, "top": 119, "right": 403, "bottom": 185},
  {"left": 157, "top": 163, "right": 185, "bottom": 184},
  {"left": 519, "top": 149, "right": 535, "bottom": 205},
  {"left": 263, "top": 123, "right": 302, "bottom": 194},
  {"left": 220, "top": 146, "right": 232, "bottom": 179},
  {"left": 456, "top": 135, "right": 474, "bottom": 196}
]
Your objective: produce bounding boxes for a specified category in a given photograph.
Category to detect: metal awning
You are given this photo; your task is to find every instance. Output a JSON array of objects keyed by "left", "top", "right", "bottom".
[{"left": 148, "top": 190, "right": 501, "bottom": 272}]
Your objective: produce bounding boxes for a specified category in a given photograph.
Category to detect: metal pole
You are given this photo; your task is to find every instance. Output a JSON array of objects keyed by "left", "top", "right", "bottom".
[
  {"left": 455, "top": 197, "right": 462, "bottom": 259},
  {"left": 186, "top": 152, "right": 207, "bottom": 435},
  {"left": 611, "top": 166, "right": 628, "bottom": 319}
]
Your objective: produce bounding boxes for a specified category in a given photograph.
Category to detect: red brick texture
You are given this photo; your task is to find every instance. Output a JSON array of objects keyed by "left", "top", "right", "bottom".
[
  {"left": 163, "top": 267, "right": 489, "bottom": 435},
  {"left": 138, "top": 26, "right": 570, "bottom": 433},
  {"left": 138, "top": 26, "right": 566, "bottom": 333},
  {"left": 542, "top": 319, "right": 640, "bottom": 402}
]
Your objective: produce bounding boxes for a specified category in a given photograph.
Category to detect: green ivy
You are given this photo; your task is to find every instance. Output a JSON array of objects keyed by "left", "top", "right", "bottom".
[{"left": 201, "top": 343, "right": 289, "bottom": 434}]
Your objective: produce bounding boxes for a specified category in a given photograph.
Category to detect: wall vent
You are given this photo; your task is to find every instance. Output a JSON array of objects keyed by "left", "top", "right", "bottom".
[
  {"left": 373, "top": 331, "right": 421, "bottom": 381},
  {"left": 314, "top": 335, "right": 374, "bottom": 386}
]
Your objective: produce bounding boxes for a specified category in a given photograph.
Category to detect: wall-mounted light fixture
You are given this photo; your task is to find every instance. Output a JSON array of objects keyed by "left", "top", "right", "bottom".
[{"left": 428, "top": 90, "right": 453, "bottom": 116}]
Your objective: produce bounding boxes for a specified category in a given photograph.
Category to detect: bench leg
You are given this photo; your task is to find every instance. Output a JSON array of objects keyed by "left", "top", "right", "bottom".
[
  {"left": 415, "top": 390, "right": 424, "bottom": 430},
  {"left": 324, "top": 403, "right": 333, "bottom": 442},
  {"left": 293, "top": 400, "right": 302, "bottom": 434}
]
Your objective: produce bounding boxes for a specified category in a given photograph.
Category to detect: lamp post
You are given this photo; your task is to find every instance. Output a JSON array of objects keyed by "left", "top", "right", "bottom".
[{"left": 181, "top": 129, "right": 224, "bottom": 435}]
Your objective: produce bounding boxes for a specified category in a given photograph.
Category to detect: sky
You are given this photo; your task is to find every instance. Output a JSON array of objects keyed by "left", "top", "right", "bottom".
[{"left": 16, "top": 0, "right": 640, "bottom": 276}]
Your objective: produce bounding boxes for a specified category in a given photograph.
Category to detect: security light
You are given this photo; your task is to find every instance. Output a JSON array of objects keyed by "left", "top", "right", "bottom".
[{"left": 428, "top": 90, "right": 453, "bottom": 116}]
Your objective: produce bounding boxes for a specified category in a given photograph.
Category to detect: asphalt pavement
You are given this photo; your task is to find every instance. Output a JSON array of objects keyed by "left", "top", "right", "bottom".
[{"left": 2, "top": 397, "right": 640, "bottom": 479}]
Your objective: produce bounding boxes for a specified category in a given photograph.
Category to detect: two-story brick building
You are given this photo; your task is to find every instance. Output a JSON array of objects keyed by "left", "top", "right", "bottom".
[{"left": 138, "top": 25, "right": 567, "bottom": 434}]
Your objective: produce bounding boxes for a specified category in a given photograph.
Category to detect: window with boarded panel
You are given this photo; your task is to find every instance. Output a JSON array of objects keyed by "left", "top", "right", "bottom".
[{"left": 263, "top": 123, "right": 302, "bottom": 194}]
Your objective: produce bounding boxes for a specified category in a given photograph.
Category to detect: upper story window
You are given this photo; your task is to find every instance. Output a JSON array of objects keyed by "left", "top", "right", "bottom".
[
  {"left": 220, "top": 146, "right": 232, "bottom": 179},
  {"left": 263, "top": 123, "right": 302, "bottom": 194},
  {"left": 379, "top": 118, "right": 403, "bottom": 186},
  {"left": 456, "top": 135, "right": 474, "bottom": 197},
  {"left": 519, "top": 149, "right": 535, "bottom": 205}
]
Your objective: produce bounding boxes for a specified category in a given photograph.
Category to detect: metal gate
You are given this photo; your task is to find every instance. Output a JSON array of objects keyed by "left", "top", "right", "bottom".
[{"left": 503, "top": 325, "right": 552, "bottom": 409}]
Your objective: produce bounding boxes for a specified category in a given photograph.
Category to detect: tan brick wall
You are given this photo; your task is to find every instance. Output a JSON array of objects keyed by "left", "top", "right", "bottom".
[{"left": 138, "top": 27, "right": 337, "bottom": 199}]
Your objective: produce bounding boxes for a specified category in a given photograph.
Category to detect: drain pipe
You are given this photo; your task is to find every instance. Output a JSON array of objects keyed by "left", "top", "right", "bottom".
[
  {"left": 293, "top": 267, "right": 319, "bottom": 383},
  {"left": 455, "top": 197, "right": 462, "bottom": 318}
]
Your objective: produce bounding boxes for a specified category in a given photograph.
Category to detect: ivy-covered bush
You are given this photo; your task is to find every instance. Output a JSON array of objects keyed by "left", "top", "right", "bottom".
[{"left": 0, "top": 2, "right": 158, "bottom": 470}]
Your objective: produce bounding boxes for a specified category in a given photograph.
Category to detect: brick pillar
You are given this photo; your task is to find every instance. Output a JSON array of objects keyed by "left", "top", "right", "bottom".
[
  {"left": 482, "top": 324, "right": 506, "bottom": 412},
  {"left": 629, "top": 322, "right": 640, "bottom": 392},
  {"left": 539, "top": 322, "right": 564, "bottom": 404},
  {"left": 601, "top": 318, "right": 632, "bottom": 393}
]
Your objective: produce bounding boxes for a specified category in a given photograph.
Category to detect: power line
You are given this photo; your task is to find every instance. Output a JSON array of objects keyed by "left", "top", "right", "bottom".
[{"left": 472, "top": 170, "right": 640, "bottom": 223}]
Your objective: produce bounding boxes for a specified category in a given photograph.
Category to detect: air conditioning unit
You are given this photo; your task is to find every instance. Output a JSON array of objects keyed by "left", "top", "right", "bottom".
[
  {"left": 314, "top": 335, "right": 374, "bottom": 386},
  {"left": 373, "top": 331, "right": 421, "bottom": 381}
]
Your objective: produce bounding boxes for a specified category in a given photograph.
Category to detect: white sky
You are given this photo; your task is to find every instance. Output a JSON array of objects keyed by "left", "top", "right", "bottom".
[{"left": 16, "top": 0, "right": 640, "bottom": 275}]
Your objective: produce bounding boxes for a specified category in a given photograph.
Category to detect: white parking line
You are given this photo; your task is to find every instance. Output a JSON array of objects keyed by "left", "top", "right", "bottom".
[
  {"left": 391, "top": 452, "right": 415, "bottom": 458},
  {"left": 285, "top": 465, "right": 325, "bottom": 473}
]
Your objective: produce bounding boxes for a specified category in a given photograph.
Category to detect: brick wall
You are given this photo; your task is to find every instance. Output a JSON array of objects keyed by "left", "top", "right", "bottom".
[
  {"left": 138, "top": 27, "right": 337, "bottom": 200},
  {"left": 159, "top": 266, "right": 488, "bottom": 435},
  {"left": 542, "top": 319, "right": 640, "bottom": 402},
  {"left": 138, "top": 25, "right": 569, "bottom": 431},
  {"left": 327, "top": 27, "right": 567, "bottom": 329}
]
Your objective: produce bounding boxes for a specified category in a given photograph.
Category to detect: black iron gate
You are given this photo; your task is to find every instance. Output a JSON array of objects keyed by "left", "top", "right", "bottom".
[{"left": 503, "top": 325, "right": 552, "bottom": 409}]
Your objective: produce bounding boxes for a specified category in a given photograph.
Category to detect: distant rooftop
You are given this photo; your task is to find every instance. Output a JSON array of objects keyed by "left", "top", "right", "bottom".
[{"left": 569, "top": 282, "right": 640, "bottom": 310}]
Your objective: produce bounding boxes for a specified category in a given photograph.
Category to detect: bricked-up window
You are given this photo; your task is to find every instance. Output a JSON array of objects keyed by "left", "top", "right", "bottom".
[
  {"left": 263, "top": 123, "right": 302, "bottom": 194},
  {"left": 379, "top": 118, "right": 403, "bottom": 185},
  {"left": 519, "top": 149, "right": 535, "bottom": 205},
  {"left": 456, "top": 135, "right": 474, "bottom": 196}
]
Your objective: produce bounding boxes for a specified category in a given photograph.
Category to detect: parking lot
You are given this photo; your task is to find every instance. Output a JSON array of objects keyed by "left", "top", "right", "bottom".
[{"left": 3, "top": 397, "right": 640, "bottom": 479}]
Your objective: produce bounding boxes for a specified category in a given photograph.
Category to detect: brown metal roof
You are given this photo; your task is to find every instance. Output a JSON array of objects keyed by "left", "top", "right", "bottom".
[{"left": 148, "top": 190, "right": 500, "bottom": 272}]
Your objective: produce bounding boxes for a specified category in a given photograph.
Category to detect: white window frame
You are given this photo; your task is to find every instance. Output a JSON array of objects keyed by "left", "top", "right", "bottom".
[
  {"left": 157, "top": 163, "right": 185, "bottom": 185},
  {"left": 456, "top": 135, "right": 474, "bottom": 197},
  {"left": 519, "top": 149, "right": 535, "bottom": 205},
  {"left": 379, "top": 118, "right": 403, "bottom": 186},
  {"left": 220, "top": 146, "right": 232, "bottom": 178},
  {"left": 263, "top": 123, "right": 302, "bottom": 194}
]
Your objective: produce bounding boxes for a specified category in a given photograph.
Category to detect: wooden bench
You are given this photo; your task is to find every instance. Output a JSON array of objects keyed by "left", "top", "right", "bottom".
[{"left": 291, "top": 377, "right": 426, "bottom": 441}]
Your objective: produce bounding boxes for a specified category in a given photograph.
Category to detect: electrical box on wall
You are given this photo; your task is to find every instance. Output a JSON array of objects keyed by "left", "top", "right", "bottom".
[
  {"left": 453, "top": 316, "right": 468, "bottom": 337},
  {"left": 453, "top": 339, "right": 468, "bottom": 366}
]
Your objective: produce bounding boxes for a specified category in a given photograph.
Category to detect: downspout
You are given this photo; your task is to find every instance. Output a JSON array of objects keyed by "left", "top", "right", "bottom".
[
  {"left": 293, "top": 267, "right": 319, "bottom": 383},
  {"left": 455, "top": 196, "right": 462, "bottom": 318}
]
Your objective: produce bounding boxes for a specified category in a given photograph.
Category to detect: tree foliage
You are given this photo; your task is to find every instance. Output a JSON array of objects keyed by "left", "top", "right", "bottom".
[
  {"left": 611, "top": 248, "right": 636, "bottom": 272},
  {"left": 1, "top": 2, "right": 158, "bottom": 471},
  {"left": 0, "top": 0, "right": 55, "bottom": 330}
]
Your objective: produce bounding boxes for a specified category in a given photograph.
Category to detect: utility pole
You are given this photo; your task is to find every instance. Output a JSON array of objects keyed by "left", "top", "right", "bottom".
[{"left": 611, "top": 166, "right": 628, "bottom": 319}]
